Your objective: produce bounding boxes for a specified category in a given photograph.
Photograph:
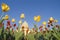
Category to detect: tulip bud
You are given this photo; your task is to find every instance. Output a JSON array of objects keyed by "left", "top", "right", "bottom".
[
  {"left": 54, "top": 20, "right": 58, "bottom": 23},
  {"left": 4, "top": 15, "right": 9, "bottom": 20},
  {"left": 42, "top": 21, "right": 46, "bottom": 26},
  {"left": 49, "top": 17, "right": 54, "bottom": 22},
  {"left": 20, "top": 13, "right": 25, "bottom": 19},
  {"left": 7, "top": 20, "right": 10, "bottom": 26},
  {"left": 13, "top": 23, "right": 16, "bottom": 27},
  {"left": 12, "top": 18, "right": 15, "bottom": 23}
]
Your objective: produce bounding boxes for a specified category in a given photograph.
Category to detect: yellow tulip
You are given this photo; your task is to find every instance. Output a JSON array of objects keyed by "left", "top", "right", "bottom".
[
  {"left": 37, "top": 16, "right": 41, "bottom": 22},
  {"left": 20, "top": 13, "right": 25, "bottom": 19},
  {"left": 49, "top": 17, "right": 54, "bottom": 21},
  {"left": 19, "top": 20, "right": 22, "bottom": 24},
  {"left": 54, "top": 20, "right": 58, "bottom": 23},
  {"left": 12, "top": 18, "right": 15, "bottom": 23},
  {"left": 42, "top": 21, "right": 46, "bottom": 26},
  {"left": 34, "top": 16, "right": 37, "bottom": 21},
  {"left": 1, "top": 3, "right": 10, "bottom": 12},
  {"left": 4, "top": 15, "right": 9, "bottom": 20},
  {"left": 34, "top": 15, "right": 41, "bottom": 22}
]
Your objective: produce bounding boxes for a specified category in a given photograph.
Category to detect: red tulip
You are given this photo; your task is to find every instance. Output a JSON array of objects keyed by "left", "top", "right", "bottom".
[
  {"left": 7, "top": 20, "right": 10, "bottom": 26},
  {"left": 13, "top": 23, "right": 16, "bottom": 27}
]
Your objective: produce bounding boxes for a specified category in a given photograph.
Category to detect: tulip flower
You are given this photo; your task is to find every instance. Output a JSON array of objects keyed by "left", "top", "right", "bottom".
[
  {"left": 12, "top": 18, "right": 15, "bottom": 23},
  {"left": 54, "top": 20, "right": 58, "bottom": 23},
  {"left": 34, "top": 15, "right": 41, "bottom": 22},
  {"left": 49, "top": 17, "right": 54, "bottom": 22},
  {"left": 19, "top": 20, "right": 22, "bottom": 24},
  {"left": 34, "top": 16, "right": 37, "bottom": 21},
  {"left": 1, "top": 3, "right": 10, "bottom": 12},
  {"left": 7, "top": 20, "right": 10, "bottom": 26},
  {"left": 20, "top": 13, "right": 25, "bottom": 19},
  {"left": 13, "top": 23, "right": 16, "bottom": 27},
  {"left": 4, "top": 15, "right": 9, "bottom": 20},
  {"left": 42, "top": 21, "right": 46, "bottom": 26}
]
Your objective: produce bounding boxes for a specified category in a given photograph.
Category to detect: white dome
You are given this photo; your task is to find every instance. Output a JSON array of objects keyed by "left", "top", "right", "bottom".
[{"left": 21, "top": 21, "right": 28, "bottom": 28}]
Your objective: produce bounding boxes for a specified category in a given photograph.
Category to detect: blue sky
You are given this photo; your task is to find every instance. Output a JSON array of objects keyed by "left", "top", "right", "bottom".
[{"left": 0, "top": 0, "right": 60, "bottom": 28}]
